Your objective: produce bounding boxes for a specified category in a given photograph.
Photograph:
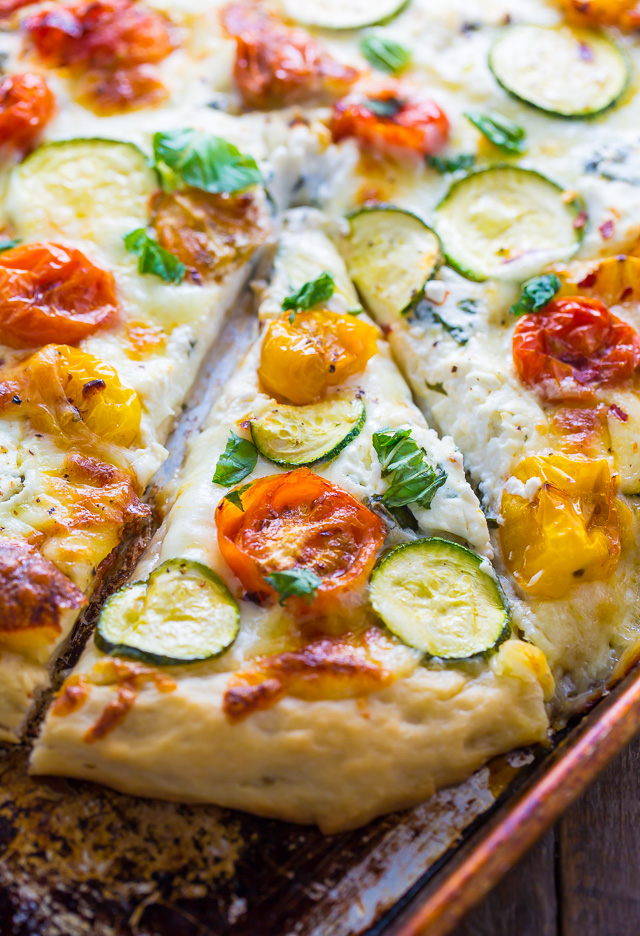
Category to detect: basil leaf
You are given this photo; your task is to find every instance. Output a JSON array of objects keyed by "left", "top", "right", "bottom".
[
  {"left": 426, "top": 153, "right": 476, "bottom": 174},
  {"left": 282, "top": 272, "right": 335, "bottom": 320},
  {"left": 367, "top": 494, "right": 419, "bottom": 532},
  {"left": 366, "top": 96, "right": 405, "bottom": 118},
  {"left": 457, "top": 299, "right": 479, "bottom": 315},
  {"left": 360, "top": 34, "right": 411, "bottom": 74},
  {"left": 123, "top": 229, "right": 185, "bottom": 284},
  {"left": 212, "top": 432, "right": 258, "bottom": 486},
  {"left": 464, "top": 110, "right": 526, "bottom": 155},
  {"left": 224, "top": 481, "right": 253, "bottom": 512},
  {"left": 425, "top": 380, "right": 447, "bottom": 395},
  {"left": 372, "top": 427, "right": 447, "bottom": 510},
  {"left": 153, "top": 129, "right": 262, "bottom": 194},
  {"left": 410, "top": 299, "right": 470, "bottom": 344},
  {"left": 0, "top": 238, "right": 19, "bottom": 253},
  {"left": 510, "top": 274, "right": 561, "bottom": 316},
  {"left": 264, "top": 568, "right": 322, "bottom": 605}
]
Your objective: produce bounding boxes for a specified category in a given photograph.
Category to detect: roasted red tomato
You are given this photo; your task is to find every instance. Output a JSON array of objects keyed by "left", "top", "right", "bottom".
[
  {"left": 0, "top": 243, "right": 118, "bottom": 349},
  {"left": 26, "top": 0, "right": 174, "bottom": 68},
  {"left": 26, "top": 0, "right": 174, "bottom": 113},
  {"left": 332, "top": 83, "right": 449, "bottom": 161},
  {"left": 512, "top": 296, "right": 640, "bottom": 401},
  {"left": 258, "top": 310, "right": 379, "bottom": 405},
  {"left": 221, "top": 2, "right": 358, "bottom": 110},
  {"left": 0, "top": 73, "right": 55, "bottom": 153},
  {"left": 560, "top": 0, "right": 640, "bottom": 29},
  {"left": 216, "top": 469, "right": 386, "bottom": 613}
]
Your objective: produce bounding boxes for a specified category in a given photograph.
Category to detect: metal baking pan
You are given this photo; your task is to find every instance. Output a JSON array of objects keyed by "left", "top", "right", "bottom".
[{"left": 1, "top": 288, "right": 639, "bottom": 936}]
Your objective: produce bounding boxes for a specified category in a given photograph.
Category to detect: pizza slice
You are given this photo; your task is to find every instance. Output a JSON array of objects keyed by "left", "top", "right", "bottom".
[{"left": 31, "top": 217, "right": 551, "bottom": 832}]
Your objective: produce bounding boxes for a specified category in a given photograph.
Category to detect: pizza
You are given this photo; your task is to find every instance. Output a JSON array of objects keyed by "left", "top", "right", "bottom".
[{"left": 0, "top": 0, "right": 638, "bottom": 832}]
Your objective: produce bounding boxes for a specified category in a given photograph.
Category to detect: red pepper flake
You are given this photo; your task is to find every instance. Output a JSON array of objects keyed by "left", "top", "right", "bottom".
[
  {"left": 610, "top": 403, "right": 629, "bottom": 422},
  {"left": 599, "top": 219, "right": 615, "bottom": 240},
  {"left": 577, "top": 270, "right": 597, "bottom": 288},
  {"left": 621, "top": 286, "right": 633, "bottom": 302},
  {"left": 573, "top": 211, "right": 589, "bottom": 230}
]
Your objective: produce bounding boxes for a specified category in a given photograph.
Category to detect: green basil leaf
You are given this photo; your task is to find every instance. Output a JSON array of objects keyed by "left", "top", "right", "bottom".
[
  {"left": 123, "top": 229, "right": 186, "bottom": 284},
  {"left": 0, "top": 238, "right": 20, "bottom": 253},
  {"left": 264, "top": 568, "right": 322, "bottom": 605},
  {"left": 457, "top": 299, "right": 479, "bottom": 315},
  {"left": 366, "top": 96, "right": 405, "bottom": 118},
  {"left": 426, "top": 153, "right": 476, "bottom": 174},
  {"left": 425, "top": 380, "right": 447, "bottom": 395},
  {"left": 153, "top": 129, "right": 262, "bottom": 194},
  {"left": 212, "top": 432, "right": 258, "bottom": 486},
  {"left": 510, "top": 274, "right": 561, "bottom": 316},
  {"left": 360, "top": 34, "right": 411, "bottom": 74},
  {"left": 372, "top": 427, "right": 447, "bottom": 510},
  {"left": 367, "top": 494, "right": 419, "bottom": 532},
  {"left": 223, "top": 481, "right": 253, "bottom": 512},
  {"left": 409, "top": 299, "right": 470, "bottom": 344},
  {"left": 464, "top": 110, "right": 527, "bottom": 155},
  {"left": 282, "top": 272, "right": 335, "bottom": 319}
]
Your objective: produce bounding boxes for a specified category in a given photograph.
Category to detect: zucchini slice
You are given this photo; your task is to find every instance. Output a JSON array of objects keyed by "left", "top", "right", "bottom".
[
  {"left": 95, "top": 558, "right": 239, "bottom": 666},
  {"left": 251, "top": 397, "right": 365, "bottom": 467},
  {"left": 344, "top": 206, "right": 442, "bottom": 319},
  {"left": 370, "top": 538, "right": 510, "bottom": 660},
  {"left": 281, "top": 0, "right": 407, "bottom": 30},
  {"left": 436, "top": 166, "right": 583, "bottom": 282},
  {"left": 489, "top": 25, "right": 629, "bottom": 119},
  {"left": 6, "top": 138, "right": 158, "bottom": 254}
]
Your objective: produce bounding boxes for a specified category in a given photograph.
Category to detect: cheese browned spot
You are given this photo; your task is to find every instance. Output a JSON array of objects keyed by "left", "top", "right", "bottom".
[
  {"left": 84, "top": 659, "right": 176, "bottom": 743},
  {"left": 0, "top": 538, "right": 85, "bottom": 655},
  {"left": 223, "top": 633, "right": 393, "bottom": 721},
  {"left": 151, "top": 188, "right": 269, "bottom": 285}
]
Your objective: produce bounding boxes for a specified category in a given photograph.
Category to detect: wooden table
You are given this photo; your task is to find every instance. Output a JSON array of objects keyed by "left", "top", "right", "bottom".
[{"left": 452, "top": 732, "right": 640, "bottom": 936}]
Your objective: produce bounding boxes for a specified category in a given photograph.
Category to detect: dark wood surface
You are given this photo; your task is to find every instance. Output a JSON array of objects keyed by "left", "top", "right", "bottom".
[{"left": 451, "top": 732, "right": 640, "bottom": 936}]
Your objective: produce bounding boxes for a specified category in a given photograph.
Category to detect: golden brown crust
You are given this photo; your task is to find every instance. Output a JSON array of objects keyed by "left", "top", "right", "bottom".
[{"left": 0, "top": 538, "right": 85, "bottom": 637}]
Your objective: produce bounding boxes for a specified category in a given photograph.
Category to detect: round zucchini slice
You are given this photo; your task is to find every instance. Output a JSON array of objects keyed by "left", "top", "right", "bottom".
[
  {"left": 6, "top": 138, "right": 158, "bottom": 255},
  {"left": 370, "top": 538, "right": 510, "bottom": 660},
  {"left": 344, "top": 206, "right": 442, "bottom": 319},
  {"left": 95, "top": 558, "right": 240, "bottom": 666},
  {"left": 281, "top": 0, "right": 407, "bottom": 30},
  {"left": 489, "top": 25, "right": 629, "bottom": 119},
  {"left": 251, "top": 397, "right": 365, "bottom": 467},
  {"left": 436, "top": 166, "right": 583, "bottom": 282}
]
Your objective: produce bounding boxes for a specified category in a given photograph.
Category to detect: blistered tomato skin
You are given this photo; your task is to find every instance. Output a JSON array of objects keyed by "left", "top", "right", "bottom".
[
  {"left": 216, "top": 469, "right": 387, "bottom": 614},
  {"left": 0, "top": 73, "right": 55, "bottom": 153},
  {"left": 500, "top": 454, "right": 628, "bottom": 599},
  {"left": 560, "top": 0, "right": 640, "bottom": 28},
  {"left": 331, "top": 84, "right": 450, "bottom": 161},
  {"left": 258, "top": 310, "right": 379, "bottom": 406},
  {"left": 0, "top": 243, "right": 118, "bottom": 349},
  {"left": 513, "top": 297, "right": 640, "bottom": 402},
  {"left": 221, "top": 2, "right": 358, "bottom": 110},
  {"left": 0, "top": 345, "right": 141, "bottom": 448}
]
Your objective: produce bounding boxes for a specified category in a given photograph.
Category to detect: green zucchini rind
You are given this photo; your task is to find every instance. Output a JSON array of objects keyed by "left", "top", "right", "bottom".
[
  {"left": 489, "top": 24, "right": 630, "bottom": 119},
  {"left": 95, "top": 559, "right": 240, "bottom": 666},
  {"left": 435, "top": 166, "right": 584, "bottom": 282},
  {"left": 344, "top": 205, "right": 442, "bottom": 319},
  {"left": 250, "top": 397, "right": 366, "bottom": 467},
  {"left": 281, "top": 0, "right": 408, "bottom": 30},
  {"left": 370, "top": 538, "right": 511, "bottom": 660}
]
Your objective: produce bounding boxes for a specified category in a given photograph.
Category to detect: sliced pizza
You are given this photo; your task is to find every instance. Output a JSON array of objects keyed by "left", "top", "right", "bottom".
[{"left": 30, "top": 218, "right": 552, "bottom": 832}]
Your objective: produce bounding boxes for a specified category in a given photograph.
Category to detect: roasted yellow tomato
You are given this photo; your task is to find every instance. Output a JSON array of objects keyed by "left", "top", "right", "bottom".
[
  {"left": 0, "top": 344, "right": 141, "bottom": 447},
  {"left": 500, "top": 454, "right": 628, "bottom": 599},
  {"left": 258, "top": 310, "right": 378, "bottom": 405},
  {"left": 562, "top": 255, "right": 640, "bottom": 307}
]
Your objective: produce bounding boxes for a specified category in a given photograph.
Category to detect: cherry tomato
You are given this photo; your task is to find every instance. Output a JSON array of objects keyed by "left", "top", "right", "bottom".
[
  {"left": 258, "top": 310, "right": 378, "bottom": 406},
  {"left": 78, "top": 62, "right": 167, "bottom": 114},
  {"left": 26, "top": 0, "right": 174, "bottom": 69},
  {"left": 150, "top": 187, "right": 269, "bottom": 283},
  {"left": 0, "top": 0, "right": 35, "bottom": 17},
  {"left": 559, "top": 0, "right": 640, "bottom": 28},
  {"left": 0, "top": 73, "right": 55, "bottom": 153},
  {"left": 0, "top": 243, "right": 118, "bottom": 349},
  {"left": 221, "top": 2, "right": 358, "bottom": 110},
  {"left": 500, "top": 454, "right": 627, "bottom": 599},
  {"left": 512, "top": 297, "right": 640, "bottom": 401},
  {"left": 0, "top": 344, "right": 141, "bottom": 447},
  {"left": 331, "top": 83, "right": 450, "bottom": 161},
  {"left": 216, "top": 468, "right": 386, "bottom": 613}
]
